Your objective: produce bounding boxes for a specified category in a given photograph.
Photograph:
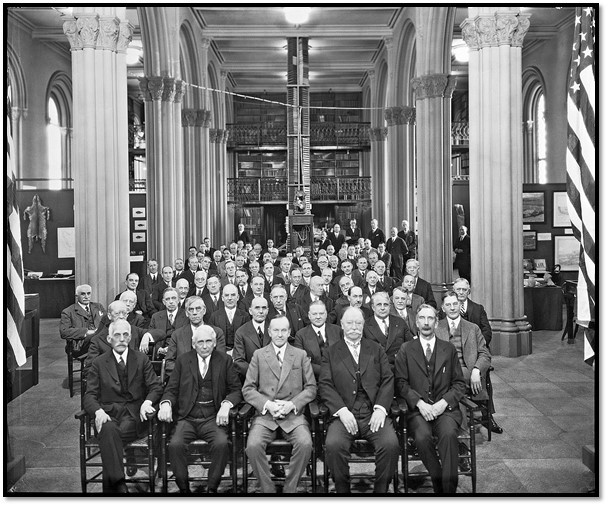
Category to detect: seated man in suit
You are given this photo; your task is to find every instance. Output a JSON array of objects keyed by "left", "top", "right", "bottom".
[
  {"left": 232, "top": 296, "right": 270, "bottom": 380},
  {"left": 175, "top": 278, "right": 191, "bottom": 311},
  {"left": 286, "top": 268, "right": 306, "bottom": 302},
  {"left": 267, "top": 284, "right": 307, "bottom": 338},
  {"left": 405, "top": 259, "right": 437, "bottom": 309},
  {"left": 353, "top": 256, "right": 369, "bottom": 288},
  {"left": 115, "top": 273, "right": 156, "bottom": 326},
  {"left": 208, "top": 283, "right": 250, "bottom": 354},
  {"left": 297, "top": 275, "right": 334, "bottom": 320},
  {"left": 138, "top": 259, "right": 161, "bottom": 296},
  {"left": 333, "top": 285, "right": 373, "bottom": 324},
  {"left": 401, "top": 275, "right": 425, "bottom": 314},
  {"left": 152, "top": 266, "right": 176, "bottom": 311},
  {"left": 319, "top": 306, "right": 399, "bottom": 494},
  {"left": 363, "top": 291, "right": 413, "bottom": 370},
  {"left": 344, "top": 218, "right": 361, "bottom": 246},
  {"left": 144, "top": 287, "right": 189, "bottom": 356},
  {"left": 390, "top": 286, "right": 419, "bottom": 334},
  {"left": 242, "top": 315, "right": 317, "bottom": 493},
  {"left": 362, "top": 270, "right": 380, "bottom": 305},
  {"left": 394, "top": 304, "right": 466, "bottom": 494},
  {"left": 189, "top": 270, "right": 208, "bottom": 299},
  {"left": 202, "top": 275, "right": 223, "bottom": 319},
  {"left": 262, "top": 262, "right": 284, "bottom": 294},
  {"left": 238, "top": 275, "right": 269, "bottom": 312},
  {"left": 158, "top": 325, "right": 243, "bottom": 493},
  {"left": 60, "top": 283, "right": 106, "bottom": 358},
  {"left": 277, "top": 257, "right": 293, "bottom": 285},
  {"left": 235, "top": 268, "right": 253, "bottom": 302},
  {"left": 119, "top": 290, "right": 146, "bottom": 329},
  {"left": 173, "top": 258, "right": 185, "bottom": 280},
  {"left": 377, "top": 242, "right": 392, "bottom": 273},
  {"left": 330, "top": 276, "right": 354, "bottom": 321},
  {"left": 293, "top": 300, "right": 342, "bottom": 380},
  {"left": 373, "top": 260, "right": 395, "bottom": 296},
  {"left": 164, "top": 296, "right": 226, "bottom": 381},
  {"left": 83, "top": 319, "right": 162, "bottom": 493},
  {"left": 220, "top": 260, "right": 238, "bottom": 288}
]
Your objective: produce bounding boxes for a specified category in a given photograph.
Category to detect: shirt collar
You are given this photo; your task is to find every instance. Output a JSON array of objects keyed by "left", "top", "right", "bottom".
[
  {"left": 420, "top": 336, "right": 436, "bottom": 353},
  {"left": 374, "top": 315, "right": 388, "bottom": 327},
  {"left": 112, "top": 348, "right": 128, "bottom": 364},
  {"left": 77, "top": 301, "right": 90, "bottom": 311},
  {"left": 311, "top": 323, "right": 326, "bottom": 334},
  {"left": 448, "top": 316, "right": 461, "bottom": 328},
  {"left": 272, "top": 343, "right": 286, "bottom": 357}
]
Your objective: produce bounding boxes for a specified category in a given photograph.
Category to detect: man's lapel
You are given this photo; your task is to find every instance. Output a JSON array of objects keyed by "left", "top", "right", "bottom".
[{"left": 277, "top": 345, "right": 295, "bottom": 391}]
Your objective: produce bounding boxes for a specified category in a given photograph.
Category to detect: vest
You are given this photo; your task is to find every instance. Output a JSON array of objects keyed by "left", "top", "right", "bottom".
[
  {"left": 187, "top": 365, "right": 215, "bottom": 419},
  {"left": 115, "top": 359, "right": 132, "bottom": 400},
  {"left": 424, "top": 346, "right": 437, "bottom": 404},
  {"left": 350, "top": 353, "right": 372, "bottom": 414}
]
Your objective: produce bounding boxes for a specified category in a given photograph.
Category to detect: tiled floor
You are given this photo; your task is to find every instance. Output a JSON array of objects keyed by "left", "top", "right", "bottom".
[{"left": 6, "top": 319, "right": 597, "bottom": 495}]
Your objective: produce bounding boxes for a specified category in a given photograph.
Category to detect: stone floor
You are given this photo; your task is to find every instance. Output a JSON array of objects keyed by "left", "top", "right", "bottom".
[{"left": 6, "top": 319, "right": 597, "bottom": 495}]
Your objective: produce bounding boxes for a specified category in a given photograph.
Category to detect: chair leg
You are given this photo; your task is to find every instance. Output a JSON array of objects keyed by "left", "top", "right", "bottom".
[{"left": 68, "top": 354, "right": 74, "bottom": 397}]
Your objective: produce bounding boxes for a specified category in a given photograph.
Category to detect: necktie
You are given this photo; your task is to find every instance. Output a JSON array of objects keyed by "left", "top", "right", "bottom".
[
  {"left": 347, "top": 342, "right": 359, "bottom": 363},
  {"left": 460, "top": 305, "right": 466, "bottom": 317},
  {"left": 168, "top": 312, "right": 174, "bottom": 325},
  {"left": 201, "top": 357, "right": 208, "bottom": 378},
  {"left": 257, "top": 326, "right": 264, "bottom": 347},
  {"left": 213, "top": 295, "right": 218, "bottom": 305},
  {"left": 279, "top": 309, "right": 285, "bottom": 316},
  {"left": 118, "top": 357, "right": 126, "bottom": 371},
  {"left": 317, "top": 331, "right": 325, "bottom": 350},
  {"left": 381, "top": 318, "right": 389, "bottom": 337},
  {"left": 85, "top": 305, "right": 91, "bottom": 315},
  {"left": 425, "top": 344, "right": 432, "bottom": 362},
  {"left": 277, "top": 351, "right": 283, "bottom": 368},
  {"left": 450, "top": 321, "right": 456, "bottom": 336},
  {"left": 241, "top": 287, "right": 246, "bottom": 298},
  {"left": 197, "top": 288, "right": 203, "bottom": 297}
]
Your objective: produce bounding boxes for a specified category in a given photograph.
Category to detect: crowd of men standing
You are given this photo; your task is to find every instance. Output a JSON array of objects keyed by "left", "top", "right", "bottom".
[{"left": 59, "top": 216, "right": 492, "bottom": 494}]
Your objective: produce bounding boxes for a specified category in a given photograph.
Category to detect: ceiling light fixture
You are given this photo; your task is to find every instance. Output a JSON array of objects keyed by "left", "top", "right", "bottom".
[{"left": 284, "top": 7, "right": 311, "bottom": 25}]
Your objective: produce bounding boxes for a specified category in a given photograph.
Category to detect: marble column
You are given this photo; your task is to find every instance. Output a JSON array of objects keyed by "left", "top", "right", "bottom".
[
  {"left": 182, "top": 108, "right": 201, "bottom": 246},
  {"left": 138, "top": 74, "right": 186, "bottom": 267},
  {"left": 462, "top": 8, "right": 532, "bottom": 356},
  {"left": 411, "top": 73, "right": 457, "bottom": 294},
  {"left": 63, "top": 8, "right": 131, "bottom": 305},
  {"left": 385, "top": 105, "right": 416, "bottom": 229}
]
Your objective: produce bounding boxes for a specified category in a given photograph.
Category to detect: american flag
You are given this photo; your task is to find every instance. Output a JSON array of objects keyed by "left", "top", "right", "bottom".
[
  {"left": 6, "top": 83, "right": 27, "bottom": 366},
  {"left": 566, "top": 7, "right": 596, "bottom": 366}
]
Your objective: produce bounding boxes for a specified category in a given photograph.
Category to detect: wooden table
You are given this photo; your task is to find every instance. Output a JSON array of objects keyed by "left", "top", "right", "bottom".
[
  {"left": 24, "top": 277, "right": 75, "bottom": 318},
  {"left": 523, "top": 286, "right": 564, "bottom": 331}
]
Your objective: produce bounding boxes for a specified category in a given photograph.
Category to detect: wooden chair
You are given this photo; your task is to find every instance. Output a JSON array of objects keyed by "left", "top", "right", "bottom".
[
  {"left": 401, "top": 397, "right": 478, "bottom": 493},
  {"left": 239, "top": 401, "right": 320, "bottom": 493},
  {"left": 65, "top": 339, "right": 87, "bottom": 397}
]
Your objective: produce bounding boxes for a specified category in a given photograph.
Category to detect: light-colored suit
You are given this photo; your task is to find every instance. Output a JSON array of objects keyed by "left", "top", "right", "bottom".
[{"left": 242, "top": 343, "right": 317, "bottom": 493}]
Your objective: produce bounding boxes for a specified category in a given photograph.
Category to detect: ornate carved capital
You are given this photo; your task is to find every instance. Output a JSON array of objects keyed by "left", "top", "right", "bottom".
[
  {"left": 367, "top": 69, "right": 376, "bottom": 83},
  {"left": 201, "top": 37, "right": 211, "bottom": 49},
  {"left": 369, "top": 127, "right": 388, "bottom": 142},
  {"left": 196, "top": 109, "right": 212, "bottom": 128},
  {"left": 384, "top": 106, "right": 416, "bottom": 127},
  {"left": 209, "top": 128, "right": 219, "bottom": 143},
  {"left": 222, "top": 129, "right": 230, "bottom": 143},
  {"left": 148, "top": 76, "right": 165, "bottom": 101},
  {"left": 97, "top": 16, "right": 119, "bottom": 51},
  {"left": 174, "top": 80, "right": 187, "bottom": 103},
  {"left": 411, "top": 74, "right": 450, "bottom": 100},
  {"left": 116, "top": 21, "right": 133, "bottom": 53},
  {"left": 461, "top": 11, "right": 531, "bottom": 50},
  {"left": 76, "top": 14, "right": 99, "bottom": 49},
  {"left": 138, "top": 77, "right": 151, "bottom": 101},
  {"left": 445, "top": 75, "right": 458, "bottom": 99},
  {"left": 182, "top": 109, "right": 198, "bottom": 127},
  {"left": 63, "top": 18, "right": 82, "bottom": 50},
  {"left": 161, "top": 77, "right": 176, "bottom": 102}
]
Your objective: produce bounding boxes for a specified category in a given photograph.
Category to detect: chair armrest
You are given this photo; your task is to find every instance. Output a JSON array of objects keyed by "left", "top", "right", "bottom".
[
  {"left": 395, "top": 397, "right": 408, "bottom": 415},
  {"left": 229, "top": 405, "right": 240, "bottom": 419},
  {"left": 74, "top": 409, "right": 87, "bottom": 420},
  {"left": 308, "top": 400, "right": 320, "bottom": 419},
  {"left": 238, "top": 403, "right": 254, "bottom": 420},
  {"left": 390, "top": 399, "right": 402, "bottom": 418},
  {"left": 460, "top": 397, "right": 478, "bottom": 411}
]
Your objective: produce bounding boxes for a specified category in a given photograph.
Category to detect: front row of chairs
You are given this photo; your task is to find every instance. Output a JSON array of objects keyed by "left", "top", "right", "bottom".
[{"left": 75, "top": 396, "right": 479, "bottom": 494}]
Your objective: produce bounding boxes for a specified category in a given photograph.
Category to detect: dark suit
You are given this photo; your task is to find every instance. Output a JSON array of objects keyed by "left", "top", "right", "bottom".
[
  {"left": 208, "top": 307, "right": 250, "bottom": 350},
  {"left": 385, "top": 236, "right": 408, "bottom": 280},
  {"left": 237, "top": 230, "right": 251, "bottom": 244},
  {"left": 375, "top": 275, "right": 395, "bottom": 295},
  {"left": 60, "top": 302, "right": 106, "bottom": 354},
  {"left": 263, "top": 275, "right": 285, "bottom": 294},
  {"left": 293, "top": 323, "right": 342, "bottom": 379},
  {"left": 177, "top": 269, "right": 198, "bottom": 287},
  {"left": 148, "top": 308, "right": 189, "bottom": 348},
  {"left": 318, "top": 239, "right": 332, "bottom": 251},
  {"left": 413, "top": 277, "right": 437, "bottom": 309},
  {"left": 462, "top": 299, "right": 492, "bottom": 345},
  {"left": 162, "top": 349, "right": 242, "bottom": 491},
  {"left": 115, "top": 289, "right": 156, "bottom": 323},
  {"left": 151, "top": 281, "right": 176, "bottom": 311},
  {"left": 138, "top": 273, "right": 161, "bottom": 295},
  {"left": 344, "top": 226, "right": 361, "bottom": 246},
  {"left": 332, "top": 302, "right": 372, "bottom": 324},
  {"left": 287, "top": 284, "right": 307, "bottom": 303},
  {"left": 232, "top": 320, "right": 271, "bottom": 379},
  {"left": 453, "top": 234, "right": 471, "bottom": 282},
  {"left": 398, "top": 230, "right": 417, "bottom": 260},
  {"left": 363, "top": 314, "right": 413, "bottom": 369},
  {"left": 319, "top": 338, "right": 399, "bottom": 493},
  {"left": 164, "top": 325, "right": 226, "bottom": 380},
  {"left": 297, "top": 292, "right": 335, "bottom": 322},
  {"left": 83, "top": 349, "right": 162, "bottom": 491},
  {"left": 328, "top": 231, "right": 346, "bottom": 250},
  {"left": 395, "top": 338, "right": 466, "bottom": 493},
  {"left": 202, "top": 292, "right": 224, "bottom": 321},
  {"left": 267, "top": 304, "right": 308, "bottom": 337},
  {"left": 368, "top": 228, "right": 385, "bottom": 249},
  {"left": 237, "top": 292, "right": 271, "bottom": 313},
  {"left": 242, "top": 344, "right": 316, "bottom": 493}
]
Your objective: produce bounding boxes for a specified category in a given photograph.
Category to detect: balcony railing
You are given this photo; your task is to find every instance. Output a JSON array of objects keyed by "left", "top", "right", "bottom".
[
  {"left": 227, "top": 176, "right": 371, "bottom": 204},
  {"left": 226, "top": 122, "right": 371, "bottom": 148}
]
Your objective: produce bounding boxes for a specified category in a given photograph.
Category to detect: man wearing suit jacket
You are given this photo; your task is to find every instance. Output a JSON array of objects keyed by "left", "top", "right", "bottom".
[
  {"left": 333, "top": 285, "right": 373, "bottom": 324},
  {"left": 385, "top": 227, "right": 409, "bottom": 280},
  {"left": 60, "top": 284, "right": 106, "bottom": 357},
  {"left": 220, "top": 260, "right": 238, "bottom": 288},
  {"left": 394, "top": 304, "right": 467, "bottom": 494},
  {"left": 398, "top": 220, "right": 417, "bottom": 261},
  {"left": 238, "top": 275, "right": 271, "bottom": 312},
  {"left": 286, "top": 268, "right": 307, "bottom": 303},
  {"left": 344, "top": 218, "right": 361, "bottom": 246},
  {"left": 242, "top": 315, "right": 317, "bottom": 493},
  {"left": 328, "top": 223, "right": 346, "bottom": 251},
  {"left": 232, "top": 296, "right": 271, "bottom": 380},
  {"left": 262, "top": 262, "right": 285, "bottom": 294},
  {"left": 373, "top": 260, "right": 395, "bottom": 295},
  {"left": 267, "top": 284, "right": 307, "bottom": 338},
  {"left": 138, "top": 259, "right": 161, "bottom": 295},
  {"left": 83, "top": 319, "right": 162, "bottom": 493},
  {"left": 319, "top": 306, "right": 399, "bottom": 494},
  {"left": 297, "top": 276, "right": 335, "bottom": 321},
  {"left": 144, "top": 287, "right": 189, "bottom": 354},
  {"left": 158, "top": 325, "right": 243, "bottom": 493},
  {"left": 188, "top": 270, "right": 208, "bottom": 299},
  {"left": 293, "top": 300, "right": 342, "bottom": 380},
  {"left": 390, "top": 286, "right": 420, "bottom": 335},
  {"left": 202, "top": 275, "right": 224, "bottom": 321},
  {"left": 363, "top": 292, "right": 414, "bottom": 370},
  {"left": 164, "top": 296, "right": 226, "bottom": 381},
  {"left": 119, "top": 291, "right": 147, "bottom": 329},
  {"left": 177, "top": 256, "right": 200, "bottom": 286},
  {"left": 236, "top": 223, "right": 251, "bottom": 245},
  {"left": 367, "top": 219, "right": 385, "bottom": 249},
  {"left": 208, "top": 283, "right": 250, "bottom": 352},
  {"left": 405, "top": 259, "right": 437, "bottom": 309},
  {"left": 115, "top": 273, "right": 157, "bottom": 325},
  {"left": 152, "top": 266, "right": 176, "bottom": 311},
  {"left": 401, "top": 276, "right": 425, "bottom": 314},
  {"left": 453, "top": 226, "right": 471, "bottom": 283}
]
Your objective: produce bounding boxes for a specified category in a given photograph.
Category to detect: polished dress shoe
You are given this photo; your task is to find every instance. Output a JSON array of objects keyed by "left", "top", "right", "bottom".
[{"left": 490, "top": 416, "right": 504, "bottom": 434}]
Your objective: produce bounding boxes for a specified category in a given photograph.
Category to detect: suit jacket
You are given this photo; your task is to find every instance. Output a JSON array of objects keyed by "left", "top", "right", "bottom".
[
  {"left": 436, "top": 318, "right": 491, "bottom": 398},
  {"left": 332, "top": 301, "right": 372, "bottom": 324},
  {"left": 293, "top": 323, "right": 342, "bottom": 379},
  {"left": 60, "top": 302, "right": 106, "bottom": 340},
  {"left": 319, "top": 338, "right": 394, "bottom": 415},
  {"left": 318, "top": 239, "right": 331, "bottom": 252},
  {"left": 164, "top": 324, "right": 226, "bottom": 380},
  {"left": 351, "top": 270, "right": 367, "bottom": 288},
  {"left": 328, "top": 231, "right": 346, "bottom": 250},
  {"left": 220, "top": 275, "right": 238, "bottom": 289},
  {"left": 363, "top": 314, "right": 414, "bottom": 368},
  {"left": 242, "top": 343, "right": 317, "bottom": 433},
  {"left": 394, "top": 337, "right": 466, "bottom": 423},
  {"left": 115, "top": 289, "right": 156, "bottom": 320},
  {"left": 368, "top": 228, "right": 386, "bottom": 249},
  {"left": 453, "top": 234, "right": 471, "bottom": 271},
  {"left": 161, "top": 349, "right": 242, "bottom": 419},
  {"left": 138, "top": 273, "right": 161, "bottom": 295},
  {"left": 267, "top": 303, "right": 308, "bottom": 337},
  {"left": 237, "top": 230, "right": 251, "bottom": 244},
  {"left": 232, "top": 320, "right": 271, "bottom": 378},
  {"left": 127, "top": 311, "right": 146, "bottom": 329},
  {"left": 375, "top": 275, "right": 395, "bottom": 296},
  {"left": 208, "top": 306, "right": 251, "bottom": 349},
  {"left": 237, "top": 292, "right": 271, "bottom": 312},
  {"left": 151, "top": 281, "right": 176, "bottom": 311},
  {"left": 287, "top": 284, "right": 307, "bottom": 303},
  {"left": 385, "top": 236, "right": 408, "bottom": 277},
  {"left": 344, "top": 227, "right": 361, "bottom": 246},
  {"left": 202, "top": 292, "right": 224, "bottom": 321},
  {"left": 148, "top": 308, "right": 189, "bottom": 346},
  {"left": 413, "top": 277, "right": 437, "bottom": 309},
  {"left": 398, "top": 230, "right": 417, "bottom": 260},
  {"left": 83, "top": 348, "right": 163, "bottom": 422},
  {"left": 177, "top": 269, "right": 198, "bottom": 287},
  {"left": 263, "top": 275, "right": 285, "bottom": 294},
  {"left": 296, "top": 292, "right": 335, "bottom": 323},
  {"left": 389, "top": 303, "right": 420, "bottom": 338},
  {"left": 462, "top": 299, "right": 493, "bottom": 345}
]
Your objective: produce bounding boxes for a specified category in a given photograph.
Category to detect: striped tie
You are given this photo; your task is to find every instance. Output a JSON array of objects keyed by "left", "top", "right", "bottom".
[{"left": 460, "top": 304, "right": 466, "bottom": 317}]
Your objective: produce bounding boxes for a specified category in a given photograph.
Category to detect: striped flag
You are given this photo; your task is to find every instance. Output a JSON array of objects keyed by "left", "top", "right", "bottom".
[
  {"left": 566, "top": 7, "right": 596, "bottom": 366},
  {"left": 6, "top": 83, "right": 27, "bottom": 366}
]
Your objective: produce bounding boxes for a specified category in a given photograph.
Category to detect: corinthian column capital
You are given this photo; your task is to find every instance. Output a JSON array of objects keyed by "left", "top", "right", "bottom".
[
  {"left": 461, "top": 11, "right": 531, "bottom": 50},
  {"left": 384, "top": 106, "right": 416, "bottom": 127},
  {"left": 369, "top": 127, "right": 388, "bottom": 142},
  {"left": 116, "top": 21, "right": 133, "bottom": 53},
  {"left": 411, "top": 74, "right": 452, "bottom": 100},
  {"left": 97, "top": 16, "right": 120, "bottom": 51}
]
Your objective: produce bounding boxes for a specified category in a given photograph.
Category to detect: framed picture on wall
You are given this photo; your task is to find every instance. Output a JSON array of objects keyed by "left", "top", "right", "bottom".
[
  {"left": 553, "top": 191, "right": 571, "bottom": 227},
  {"left": 523, "top": 230, "right": 537, "bottom": 250},
  {"left": 554, "top": 235, "right": 580, "bottom": 271},
  {"left": 534, "top": 258, "right": 547, "bottom": 271},
  {"left": 523, "top": 192, "right": 545, "bottom": 223}
]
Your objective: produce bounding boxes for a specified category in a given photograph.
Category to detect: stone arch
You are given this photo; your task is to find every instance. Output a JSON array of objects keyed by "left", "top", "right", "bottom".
[
  {"left": 522, "top": 66, "right": 547, "bottom": 182},
  {"left": 179, "top": 20, "right": 202, "bottom": 109},
  {"left": 7, "top": 43, "right": 27, "bottom": 110},
  {"left": 45, "top": 71, "right": 72, "bottom": 127}
]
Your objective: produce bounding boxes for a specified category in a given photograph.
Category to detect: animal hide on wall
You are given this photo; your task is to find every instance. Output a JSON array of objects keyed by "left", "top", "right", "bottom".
[{"left": 23, "top": 194, "right": 50, "bottom": 254}]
